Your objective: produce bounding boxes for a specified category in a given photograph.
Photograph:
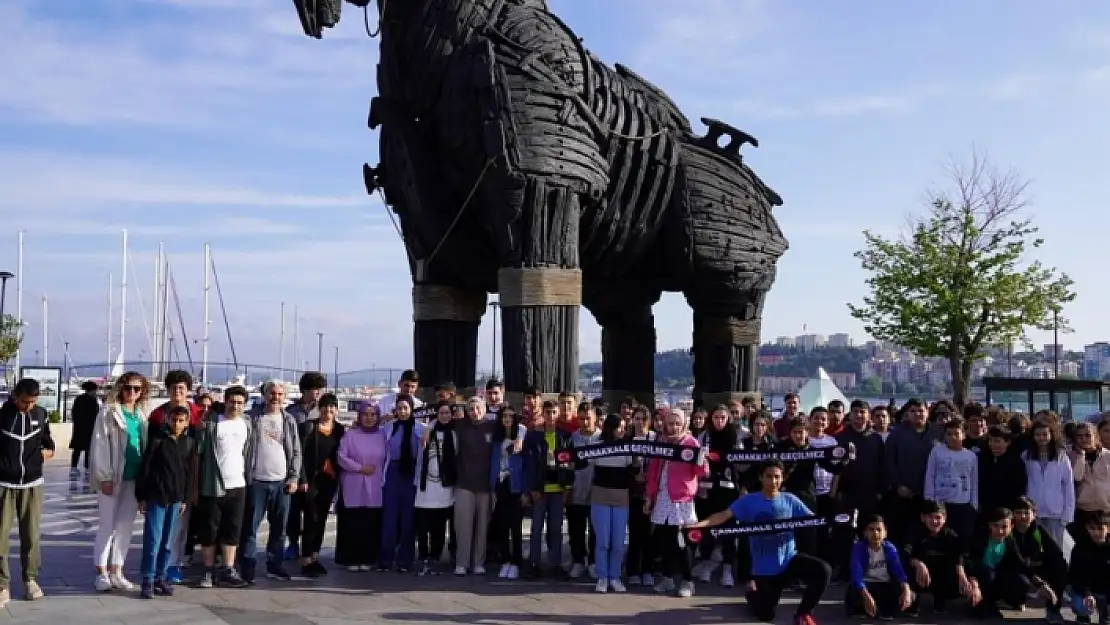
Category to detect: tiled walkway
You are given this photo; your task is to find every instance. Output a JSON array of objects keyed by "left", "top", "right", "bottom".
[{"left": 4, "top": 455, "right": 1044, "bottom": 624}]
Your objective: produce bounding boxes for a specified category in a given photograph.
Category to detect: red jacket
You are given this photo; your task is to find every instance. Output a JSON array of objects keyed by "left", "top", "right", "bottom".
[
  {"left": 645, "top": 434, "right": 707, "bottom": 504},
  {"left": 148, "top": 401, "right": 205, "bottom": 430}
]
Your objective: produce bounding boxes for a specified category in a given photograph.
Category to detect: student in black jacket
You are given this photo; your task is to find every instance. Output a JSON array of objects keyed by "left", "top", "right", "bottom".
[
  {"left": 901, "top": 501, "right": 968, "bottom": 614},
  {"left": 779, "top": 417, "right": 845, "bottom": 558},
  {"left": 965, "top": 507, "right": 1055, "bottom": 619},
  {"left": 0, "top": 378, "right": 55, "bottom": 606},
  {"left": 1069, "top": 512, "right": 1110, "bottom": 625},
  {"left": 977, "top": 426, "right": 1027, "bottom": 516},
  {"left": 296, "top": 393, "right": 345, "bottom": 578},
  {"left": 135, "top": 405, "right": 197, "bottom": 599},
  {"left": 1010, "top": 497, "right": 1067, "bottom": 623}
]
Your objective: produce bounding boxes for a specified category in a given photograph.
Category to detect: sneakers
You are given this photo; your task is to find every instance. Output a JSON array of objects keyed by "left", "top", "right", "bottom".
[
  {"left": 473, "top": 566, "right": 486, "bottom": 575},
  {"left": 0, "top": 586, "right": 8, "bottom": 608},
  {"left": 588, "top": 564, "right": 597, "bottom": 580},
  {"left": 609, "top": 578, "right": 627, "bottom": 593},
  {"left": 720, "top": 565, "right": 735, "bottom": 588},
  {"left": 220, "top": 567, "right": 249, "bottom": 588},
  {"left": 25, "top": 579, "right": 44, "bottom": 600},
  {"left": 594, "top": 578, "right": 608, "bottom": 593},
  {"left": 653, "top": 577, "right": 676, "bottom": 594},
  {"left": 140, "top": 579, "right": 154, "bottom": 599},
  {"left": 109, "top": 572, "right": 134, "bottom": 590},
  {"left": 348, "top": 565, "right": 361, "bottom": 573},
  {"left": 628, "top": 575, "right": 642, "bottom": 586},
  {"left": 793, "top": 613, "right": 817, "bottom": 625},
  {"left": 641, "top": 573, "right": 655, "bottom": 587},
  {"left": 265, "top": 562, "right": 292, "bottom": 581},
  {"left": 94, "top": 573, "right": 112, "bottom": 592},
  {"left": 153, "top": 579, "right": 173, "bottom": 596},
  {"left": 506, "top": 564, "right": 520, "bottom": 580},
  {"left": 454, "top": 566, "right": 467, "bottom": 576},
  {"left": 698, "top": 561, "right": 717, "bottom": 583},
  {"left": 358, "top": 565, "right": 372, "bottom": 572},
  {"left": 677, "top": 581, "right": 695, "bottom": 598},
  {"left": 568, "top": 563, "right": 585, "bottom": 579},
  {"left": 498, "top": 563, "right": 511, "bottom": 578},
  {"left": 166, "top": 566, "right": 184, "bottom": 585},
  {"left": 197, "top": 571, "right": 215, "bottom": 589}
]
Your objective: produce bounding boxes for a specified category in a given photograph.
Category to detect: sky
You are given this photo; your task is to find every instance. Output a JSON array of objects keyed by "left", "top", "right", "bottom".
[{"left": 2, "top": 0, "right": 1109, "bottom": 376}]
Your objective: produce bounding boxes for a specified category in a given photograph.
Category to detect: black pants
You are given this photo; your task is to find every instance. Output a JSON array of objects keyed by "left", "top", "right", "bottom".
[
  {"left": 335, "top": 506, "right": 381, "bottom": 566},
  {"left": 653, "top": 524, "right": 693, "bottom": 581},
  {"left": 491, "top": 479, "right": 523, "bottom": 565},
  {"left": 846, "top": 581, "right": 906, "bottom": 617},
  {"left": 746, "top": 553, "right": 832, "bottom": 622},
  {"left": 814, "top": 493, "right": 838, "bottom": 563},
  {"left": 696, "top": 488, "right": 738, "bottom": 564},
  {"left": 286, "top": 491, "right": 304, "bottom": 551},
  {"left": 627, "top": 497, "right": 656, "bottom": 577},
  {"left": 883, "top": 493, "right": 921, "bottom": 547},
  {"left": 970, "top": 564, "right": 1028, "bottom": 617},
  {"left": 908, "top": 555, "right": 962, "bottom": 606},
  {"left": 944, "top": 502, "right": 976, "bottom": 549},
  {"left": 567, "top": 503, "right": 594, "bottom": 565},
  {"left": 300, "top": 482, "right": 337, "bottom": 557},
  {"left": 1032, "top": 560, "right": 1068, "bottom": 610},
  {"left": 835, "top": 495, "right": 879, "bottom": 575},
  {"left": 414, "top": 506, "right": 452, "bottom": 563}
]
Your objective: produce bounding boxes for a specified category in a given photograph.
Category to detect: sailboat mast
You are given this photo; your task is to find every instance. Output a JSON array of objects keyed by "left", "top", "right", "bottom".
[
  {"left": 292, "top": 305, "right": 299, "bottom": 381},
  {"left": 107, "top": 272, "right": 113, "bottom": 378},
  {"left": 153, "top": 242, "right": 164, "bottom": 380},
  {"left": 202, "top": 242, "right": 211, "bottom": 385},
  {"left": 41, "top": 296, "right": 47, "bottom": 365},
  {"left": 118, "top": 229, "right": 128, "bottom": 370},
  {"left": 279, "top": 302, "right": 286, "bottom": 382},
  {"left": 14, "top": 231, "right": 23, "bottom": 376}
]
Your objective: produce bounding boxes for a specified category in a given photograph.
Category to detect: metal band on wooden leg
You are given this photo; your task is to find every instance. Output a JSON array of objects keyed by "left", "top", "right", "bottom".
[
  {"left": 601, "top": 389, "right": 655, "bottom": 410},
  {"left": 411, "top": 285, "right": 488, "bottom": 322},
  {"left": 498, "top": 268, "right": 583, "bottom": 307},
  {"left": 503, "top": 390, "right": 575, "bottom": 409},
  {"left": 695, "top": 317, "right": 762, "bottom": 346}
]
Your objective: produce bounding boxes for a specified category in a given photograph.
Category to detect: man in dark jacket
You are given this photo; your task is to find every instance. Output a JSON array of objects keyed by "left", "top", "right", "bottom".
[
  {"left": 522, "top": 401, "right": 573, "bottom": 577},
  {"left": 68, "top": 381, "right": 99, "bottom": 487},
  {"left": 883, "top": 399, "right": 943, "bottom": 543},
  {"left": 0, "top": 378, "right": 55, "bottom": 606},
  {"left": 835, "top": 399, "right": 885, "bottom": 575},
  {"left": 977, "top": 426, "right": 1027, "bottom": 516}
]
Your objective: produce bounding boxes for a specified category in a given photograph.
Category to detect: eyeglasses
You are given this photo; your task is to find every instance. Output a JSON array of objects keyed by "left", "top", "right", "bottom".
[{"left": 123, "top": 385, "right": 143, "bottom": 393}]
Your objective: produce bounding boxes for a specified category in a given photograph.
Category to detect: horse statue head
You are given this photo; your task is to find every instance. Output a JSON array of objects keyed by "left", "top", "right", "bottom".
[{"left": 292, "top": 0, "right": 362, "bottom": 39}]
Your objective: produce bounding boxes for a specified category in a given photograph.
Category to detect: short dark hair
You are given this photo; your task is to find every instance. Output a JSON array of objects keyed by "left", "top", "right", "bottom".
[
  {"left": 1012, "top": 496, "right": 1036, "bottom": 512},
  {"left": 809, "top": 406, "right": 828, "bottom": 417},
  {"left": 788, "top": 416, "right": 807, "bottom": 431},
  {"left": 1086, "top": 512, "right": 1110, "bottom": 526},
  {"left": 224, "top": 385, "right": 249, "bottom": 403},
  {"left": 298, "top": 371, "right": 327, "bottom": 392},
  {"left": 557, "top": 391, "right": 574, "bottom": 401},
  {"left": 400, "top": 369, "right": 419, "bottom": 383},
  {"left": 919, "top": 500, "right": 947, "bottom": 516},
  {"left": 783, "top": 393, "right": 798, "bottom": 402},
  {"left": 12, "top": 378, "right": 40, "bottom": 397},
  {"left": 524, "top": 386, "right": 539, "bottom": 398},
  {"left": 862, "top": 514, "right": 886, "bottom": 529},
  {"left": 164, "top": 370, "right": 193, "bottom": 389},
  {"left": 963, "top": 402, "right": 985, "bottom": 420},
  {"left": 81, "top": 381, "right": 99, "bottom": 393},
  {"left": 620, "top": 396, "right": 638, "bottom": 410},
  {"left": 577, "top": 403, "right": 594, "bottom": 415},
  {"left": 827, "top": 400, "right": 844, "bottom": 411},
  {"left": 318, "top": 393, "right": 339, "bottom": 409},
  {"left": 871, "top": 404, "right": 889, "bottom": 416},
  {"left": 741, "top": 395, "right": 757, "bottom": 408},
  {"left": 987, "top": 425, "right": 1013, "bottom": 441},
  {"left": 983, "top": 507, "right": 1013, "bottom": 524},
  {"left": 903, "top": 398, "right": 924, "bottom": 410},
  {"left": 944, "top": 417, "right": 965, "bottom": 431},
  {"left": 759, "top": 459, "right": 785, "bottom": 476},
  {"left": 849, "top": 399, "right": 870, "bottom": 411},
  {"left": 541, "top": 400, "right": 556, "bottom": 410},
  {"left": 435, "top": 382, "right": 457, "bottom": 393},
  {"left": 485, "top": 378, "right": 503, "bottom": 391},
  {"left": 169, "top": 405, "right": 190, "bottom": 418}
]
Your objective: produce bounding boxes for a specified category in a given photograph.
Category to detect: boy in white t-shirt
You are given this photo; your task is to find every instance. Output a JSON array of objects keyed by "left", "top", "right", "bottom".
[{"left": 807, "top": 407, "right": 840, "bottom": 565}]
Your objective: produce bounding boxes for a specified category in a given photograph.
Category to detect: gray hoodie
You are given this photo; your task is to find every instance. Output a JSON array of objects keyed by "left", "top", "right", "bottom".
[
  {"left": 245, "top": 405, "right": 303, "bottom": 486},
  {"left": 570, "top": 430, "right": 600, "bottom": 505}
]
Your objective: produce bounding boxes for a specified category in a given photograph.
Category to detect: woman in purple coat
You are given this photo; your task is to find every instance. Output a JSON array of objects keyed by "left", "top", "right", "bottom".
[{"left": 334, "top": 403, "right": 388, "bottom": 571}]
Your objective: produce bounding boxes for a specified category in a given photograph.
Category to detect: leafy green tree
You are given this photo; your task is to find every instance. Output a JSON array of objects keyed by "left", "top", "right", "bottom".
[
  {"left": 862, "top": 376, "right": 883, "bottom": 395},
  {"left": 849, "top": 152, "right": 1075, "bottom": 406},
  {"left": 0, "top": 314, "right": 23, "bottom": 384}
]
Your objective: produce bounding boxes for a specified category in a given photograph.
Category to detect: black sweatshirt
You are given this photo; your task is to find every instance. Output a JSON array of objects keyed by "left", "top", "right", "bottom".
[
  {"left": 135, "top": 428, "right": 197, "bottom": 506},
  {"left": 1012, "top": 522, "right": 1066, "bottom": 571},
  {"left": 977, "top": 451, "right": 1028, "bottom": 513},
  {"left": 1069, "top": 539, "right": 1110, "bottom": 596},
  {"left": 902, "top": 525, "right": 965, "bottom": 576}
]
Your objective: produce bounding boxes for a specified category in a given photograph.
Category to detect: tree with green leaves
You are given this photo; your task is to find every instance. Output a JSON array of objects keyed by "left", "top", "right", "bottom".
[
  {"left": 0, "top": 314, "right": 23, "bottom": 384},
  {"left": 849, "top": 152, "right": 1075, "bottom": 406}
]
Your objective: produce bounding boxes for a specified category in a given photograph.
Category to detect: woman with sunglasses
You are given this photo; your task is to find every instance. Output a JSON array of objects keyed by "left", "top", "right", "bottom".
[{"left": 89, "top": 372, "right": 151, "bottom": 592}]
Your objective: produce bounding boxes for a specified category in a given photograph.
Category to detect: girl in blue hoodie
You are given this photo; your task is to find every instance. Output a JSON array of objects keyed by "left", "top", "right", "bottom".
[
  {"left": 846, "top": 515, "right": 914, "bottom": 620},
  {"left": 489, "top": 408, "right": 527, "bottom": 579}
]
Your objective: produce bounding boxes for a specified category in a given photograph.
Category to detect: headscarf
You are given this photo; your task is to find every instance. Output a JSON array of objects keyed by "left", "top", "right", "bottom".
[
  {"left": 358, "top": 401, "right": 381, "bottom": 433},
  {"left": 421, "top": 402, "right": 457, "bottom": 491},
  {"left": 391, "top": 396, "right": 416, "bottom": 477}
]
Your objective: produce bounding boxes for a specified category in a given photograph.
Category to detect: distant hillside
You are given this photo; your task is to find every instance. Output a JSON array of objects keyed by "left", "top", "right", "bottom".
[{"left": 580, "top": 346, "right": 869, "bottom": 390}]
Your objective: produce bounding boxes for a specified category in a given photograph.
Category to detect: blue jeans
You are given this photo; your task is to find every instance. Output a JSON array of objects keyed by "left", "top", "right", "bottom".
[
  {"left": 380, "top": 463, "right": 417, "bottom": 568},
  {"left": 529, "top": 491, "right": 565, "bottom": 568},
  {"left": 240, "top": 481, "right": 290, "bottom": 567},
  {"left": 590, "top": 503, "right": 628, "bottom": 580},
  {"left": 140, "top": 502, "right": 181, "bottom": 581}
]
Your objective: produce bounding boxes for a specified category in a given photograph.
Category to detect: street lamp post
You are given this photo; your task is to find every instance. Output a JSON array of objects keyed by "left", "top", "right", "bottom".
[
  {"left": 488, "top": 299, "right": 500, "bottom": 378},
  {"left": 316, "top": 332, "right": 324, "bottom": 371},
  {"left": 333, "top": 345, "right": 339, "bottom": 392},
  {"left": 1053, "top": 307, "right": 1060, "bottom": 378},
  {"left": 0, "top": 271, "right": 13, "bottom": 321}
]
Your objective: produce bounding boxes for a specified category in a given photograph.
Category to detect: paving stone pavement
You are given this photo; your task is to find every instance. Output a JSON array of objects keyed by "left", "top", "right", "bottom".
[{"left": 3, "top": 456, "right": 1057, "bottom": 624}]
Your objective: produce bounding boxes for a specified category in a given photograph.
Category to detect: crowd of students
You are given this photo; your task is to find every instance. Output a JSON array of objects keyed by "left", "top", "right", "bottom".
[{"left": 4, "top": 370, "right": 1110, "bottom": 624}]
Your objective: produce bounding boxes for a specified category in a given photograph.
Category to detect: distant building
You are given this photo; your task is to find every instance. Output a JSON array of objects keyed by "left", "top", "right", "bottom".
[
  {"left": 827, "top": 333, "right": 853, "bottom": 348},
  {"left": 1043, "top": 344, "right": 1064, "bottom": 360},
  {"left": 775, "top": 336, "right": 796, "bottom": 347},
  {"left": 1084, "top": 342, "right": 1110, "bottom": 379},
  {"left": 795, "top": 334, "right": 826, "bottom": 350}
]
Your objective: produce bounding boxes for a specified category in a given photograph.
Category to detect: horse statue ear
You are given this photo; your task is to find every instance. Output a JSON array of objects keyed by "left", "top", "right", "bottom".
[{"left": 293, "top": 0, "right": 344, "bottom": 38}]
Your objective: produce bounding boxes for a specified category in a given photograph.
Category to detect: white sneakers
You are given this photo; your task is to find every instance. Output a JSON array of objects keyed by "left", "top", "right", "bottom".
[
  {"left": 568, "top": 563, "right": 585, "bottom": 578},
  {"left": 720, "top": 565, "right": 735, "bottom": 588},
  {"left": 677, "top": 580, "right": 695, "bottom": 598},
  {"left": 594, "top": 578, "right": 608, "bottom": 593},
  {"left": 694, "top": 560, "right": 718, "bottom": 583},
  {"left": 497, "top": 564, "right": 521, "bottom": 579},
  {"left": 473, "top": 566, "right": 486, "bottom": 575},
  {"left": 608, "top": 579, "right": 627, "bottom": 593},
  {"left": 94, "top": 573, "right": 133, "bottom": 592},
  {"left": 453, "top": 566, "right": 467, "bottom": 576}
]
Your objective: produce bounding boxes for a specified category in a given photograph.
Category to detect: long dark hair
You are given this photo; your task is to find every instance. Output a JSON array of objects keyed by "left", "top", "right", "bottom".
[
  {"left": 492, "top": 405, "right": 521, "bottom": 443},
  {"left": 1030, "top": 421, "right": 1062, "bottom": 461},
  {"left": 599, "top": 413, "right": 623, "bottom": 443}
]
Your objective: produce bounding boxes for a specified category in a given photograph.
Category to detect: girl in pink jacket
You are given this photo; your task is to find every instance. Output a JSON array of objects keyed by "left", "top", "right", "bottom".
[{"left": 645, "top": 408, "right": 709, "bottom": 598}]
